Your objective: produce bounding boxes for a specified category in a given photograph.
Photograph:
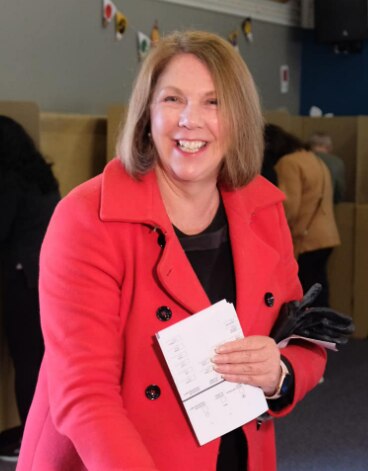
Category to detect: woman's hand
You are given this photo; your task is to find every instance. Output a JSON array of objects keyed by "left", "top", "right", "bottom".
[{"left": 212, "top": 335, "right": 282, "bottom": 396}]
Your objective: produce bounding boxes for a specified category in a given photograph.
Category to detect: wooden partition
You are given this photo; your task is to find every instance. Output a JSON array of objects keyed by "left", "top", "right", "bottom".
[
  {"left": 356, "top": 117, "right": 368, "bottom": 204},
  {"left": 327, "top": 204, "right": 355, "bottom": 318},
  {"left": 40, "top": 113, "right": 107, "bottom": 197},
  {"left": 353, "top": 205, "right": 368, "bottom": 338},
  {"left": 264, "top": 110, "right": 303, "bottom": 141},
  {"left": 0, "top": 101, "right": 40, "bottom": 147}
]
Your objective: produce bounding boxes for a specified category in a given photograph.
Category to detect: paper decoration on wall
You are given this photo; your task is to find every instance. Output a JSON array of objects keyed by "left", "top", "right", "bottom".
[
  {"left": 138, "top": 31, "right": 151, "bottom": 61},
  {"left": 228, "top": 30, "right": 239, "bottom": 52},
  {"left": 151, "top": 20, "right": 160, "bottom": 46},
  {"left": 280, "top": 65, "right": 289, "bottom": 94},
  {"left": 242, "top": 17, "right": 253, "bottom": 43},
  {"left": 102, "top": 0, "right": 117, "bottom": 27},
  {"left": 115, "top": 11, "right": 128, "bottom": 40}
]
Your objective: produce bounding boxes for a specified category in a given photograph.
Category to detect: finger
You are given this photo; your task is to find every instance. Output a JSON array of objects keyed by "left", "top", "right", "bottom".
[
  {"left": 212, "top": 348, "right": 270, "bottom": 365},
  {"left": 215, "top": 338, "right": 251, "bottom": 353},
  {"left": 213, "top": 361, "right": 266, "bottom": 376},
  {"left": 217, "top": 373, "right": 256, "bottom": 385},
  {"left": 215, "top": 336, "right": 274, "bottom": 354}
]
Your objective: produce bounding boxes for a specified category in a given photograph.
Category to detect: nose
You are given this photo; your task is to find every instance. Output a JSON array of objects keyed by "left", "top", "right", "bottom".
[{"left": 178, "top": 103, "right": 202, "bottom": 129}]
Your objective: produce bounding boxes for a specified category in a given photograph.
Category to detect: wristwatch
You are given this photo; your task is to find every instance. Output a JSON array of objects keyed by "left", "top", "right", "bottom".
[{"left": 265, "top": 359, "right": 292, "bottom": 400}]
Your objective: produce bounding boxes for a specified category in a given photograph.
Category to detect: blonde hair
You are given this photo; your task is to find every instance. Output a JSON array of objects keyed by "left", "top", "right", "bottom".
[{"left": 117, "top": 30, "right": 264, "bottom": 189}]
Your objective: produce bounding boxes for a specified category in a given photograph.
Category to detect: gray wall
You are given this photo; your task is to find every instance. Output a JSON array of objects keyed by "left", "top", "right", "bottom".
[{"left": 0, "top": 0, "right": 302, "bottom": 115}]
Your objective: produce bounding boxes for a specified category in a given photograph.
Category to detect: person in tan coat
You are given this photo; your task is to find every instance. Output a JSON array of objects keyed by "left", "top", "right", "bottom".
[{"left": 264, "top": 124, "right": 340, "bottom": 307}]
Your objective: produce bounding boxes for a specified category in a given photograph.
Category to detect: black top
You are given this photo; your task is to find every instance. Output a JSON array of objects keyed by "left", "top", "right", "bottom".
[
  {"left": 175, "top": 198, "right": 295, "bottom": 470},
  {"left": 174, "top": 200, "right": 236, "bottom": 306},
  {"left": 174, "top": 199, "right": 247, "bottom": 471}
]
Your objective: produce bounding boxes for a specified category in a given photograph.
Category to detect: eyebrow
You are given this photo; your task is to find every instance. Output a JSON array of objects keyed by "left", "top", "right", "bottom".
[{"left": 156, "top": 86, "right": 217, "bottom": 97}]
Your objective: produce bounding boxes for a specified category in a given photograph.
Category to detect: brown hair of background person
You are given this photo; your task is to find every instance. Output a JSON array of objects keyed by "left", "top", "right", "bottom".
[{"left": 266, "top": 124, "right": 340, "bottom": 307}]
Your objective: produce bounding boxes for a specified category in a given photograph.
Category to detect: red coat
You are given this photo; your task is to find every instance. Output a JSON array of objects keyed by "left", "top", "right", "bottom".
[{"left": 17, "top": 158, "right": 326, "bottom": 471}]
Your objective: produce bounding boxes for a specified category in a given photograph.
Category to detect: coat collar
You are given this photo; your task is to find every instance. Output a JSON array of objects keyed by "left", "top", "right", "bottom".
[
  {"left": 100, "top": 158, "right": 285, "bottom": 227},
  {"left": 100, "top": 158, "right": 170, "bottom": 231},
  {"left": 100, "top": 158, "right": 286, "bottom": 318}
]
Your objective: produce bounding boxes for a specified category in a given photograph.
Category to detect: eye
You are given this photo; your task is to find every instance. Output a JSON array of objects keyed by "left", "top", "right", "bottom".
[
  {"left": 206, "top": 97, "right": 218, "bottom": 106},
  {"left": 163, "top": 95, "right": 180, "bottom": 103}
]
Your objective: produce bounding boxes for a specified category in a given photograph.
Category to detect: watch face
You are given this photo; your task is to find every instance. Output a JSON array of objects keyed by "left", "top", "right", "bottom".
[{"left": 280, "top": 373, "right": 292, "bottom": 396}]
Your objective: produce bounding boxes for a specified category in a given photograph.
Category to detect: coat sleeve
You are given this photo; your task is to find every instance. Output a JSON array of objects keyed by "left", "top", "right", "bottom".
[
  {"left": 268, "top": 201, "right": 327, "bottom": 418},
  {"left": 39, "top": 190, "right": 159, "bottom": 471}
]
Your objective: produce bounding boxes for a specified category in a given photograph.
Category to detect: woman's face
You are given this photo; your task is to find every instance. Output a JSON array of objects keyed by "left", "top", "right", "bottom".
[{"left": 150, "top": 53, "right": 226, "bottom": 188}]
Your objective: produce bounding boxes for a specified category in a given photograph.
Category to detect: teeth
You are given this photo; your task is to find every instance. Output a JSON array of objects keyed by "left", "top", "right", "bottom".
[{"left": 178, "top": 140, "right": 206, "bottom": 153}]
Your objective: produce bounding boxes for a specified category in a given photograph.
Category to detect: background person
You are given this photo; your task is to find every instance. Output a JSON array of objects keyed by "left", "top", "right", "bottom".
[
  {"left": 266, "top": 124, "right": 340, "bottom": 307},
  {"left": 17, "top": 31, "right": 326, "bottom": 471},
  {"left": 0, "top": 116, "right": 60, "bottom": 462},
  {"left": 307, "top": 132, "right": 346, "bottom": 204}
]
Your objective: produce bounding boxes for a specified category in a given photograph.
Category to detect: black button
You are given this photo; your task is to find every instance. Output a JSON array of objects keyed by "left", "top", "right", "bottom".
[
  {"left": 264, "top": 292, "right": 275, "bottom": 307},
  {"left": 156, "top": 306, "right": 172, "bottom": 322},
  {"left": 157, "top": 233, "right": 166, "bottom": 248},
  {"left": 145, "top": 384, "right": 161, "bottom": 400}
]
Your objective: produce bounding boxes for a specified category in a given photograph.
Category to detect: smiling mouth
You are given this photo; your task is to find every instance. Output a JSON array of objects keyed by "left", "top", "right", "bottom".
[{"left": 177, "top": 140, "right": 207, "bottom": 153}]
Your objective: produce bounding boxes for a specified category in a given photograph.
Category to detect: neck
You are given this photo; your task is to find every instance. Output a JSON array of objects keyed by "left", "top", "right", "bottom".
[{"left": 155, "top": 168, "right": 220, "bottom": 235}]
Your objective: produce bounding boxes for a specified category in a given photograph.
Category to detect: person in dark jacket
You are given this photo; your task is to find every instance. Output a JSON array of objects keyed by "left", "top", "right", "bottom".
[{"left": 0, "top": 115, "right": 60, "bottom": 462}]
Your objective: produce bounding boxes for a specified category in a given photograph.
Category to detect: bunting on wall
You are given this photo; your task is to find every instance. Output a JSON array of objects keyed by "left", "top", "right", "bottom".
[
  {"left": 242, "top": 17, "right": 253, "bottom": 43},
  {"left": 228, "top": 30, "right": 239, "bottom": 52},
  {"left": 115, "top": 11, "right": 128, "bottom": 40},
  {"left": 102, "top": 0, "right": 117, "bottom": 27},
  {"left": 100, "top": 1, "right": 260, "bottom": 61},
  {"left": 150, "top": 20, "right": 161, "bottom": 46},
  {"left": 137, "top": 31, "right": 151, "bottom": 61}
]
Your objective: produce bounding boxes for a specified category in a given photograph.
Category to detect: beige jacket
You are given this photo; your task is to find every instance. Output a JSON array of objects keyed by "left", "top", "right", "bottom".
[{"left": 275, "top": 150, "right": 340, "bottom": 258}]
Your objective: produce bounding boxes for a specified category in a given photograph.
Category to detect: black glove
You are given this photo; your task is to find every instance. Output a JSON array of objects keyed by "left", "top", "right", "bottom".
[{"left": 270, "top": 283, "right": 355, "bottom": 345}]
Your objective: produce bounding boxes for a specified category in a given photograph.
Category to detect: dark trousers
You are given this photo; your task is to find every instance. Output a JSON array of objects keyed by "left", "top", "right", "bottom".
[
  {"left": 297, "top": 248, "right": 333, "bottom": 307},
  {"left": 2, "top": 269, "right": 44, "bottom": 425}
]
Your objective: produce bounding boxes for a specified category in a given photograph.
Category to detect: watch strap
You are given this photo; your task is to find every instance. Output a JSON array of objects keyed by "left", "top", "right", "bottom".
[{"left": 265, "top": 359, "right": 290, "bottom": 400}]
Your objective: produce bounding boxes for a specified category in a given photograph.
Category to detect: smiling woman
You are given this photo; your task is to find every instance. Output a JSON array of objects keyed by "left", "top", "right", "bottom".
[
  {"left": 149, "top": 53, "right": 226, "bottom": 234},
  {"left": 17, "top": 31, "right": 326, "bottom": 471},
  {"left": 151, "top": 55, "right": 223, "bottom": 183},
  {"left": 118, "top": 30, "right": 264, "bottom": 189}
]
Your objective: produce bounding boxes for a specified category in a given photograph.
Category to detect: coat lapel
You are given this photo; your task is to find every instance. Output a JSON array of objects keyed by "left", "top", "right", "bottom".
[
  {"left": 155, "top": 227, "right": 211, "bottom": 315},
  {"left": 222, "top": 184, "right": 282, "bottom": 335},
  {"left": 101, "top": 159, "right": 210, "bottom": 315}
]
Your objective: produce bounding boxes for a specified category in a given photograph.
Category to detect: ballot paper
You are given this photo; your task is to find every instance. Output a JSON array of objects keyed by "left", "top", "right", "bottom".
[
  {"left": 156, "top": 299, "right": 268, "bottom": 445},
  {"left": 277, "top": 334, "right": 338, "bottom": 351}
]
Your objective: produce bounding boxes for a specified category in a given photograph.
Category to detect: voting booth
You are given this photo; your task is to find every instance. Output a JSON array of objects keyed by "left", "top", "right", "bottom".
[{"left": 40, "top": 113, "right": 107, "bottom": 197}]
